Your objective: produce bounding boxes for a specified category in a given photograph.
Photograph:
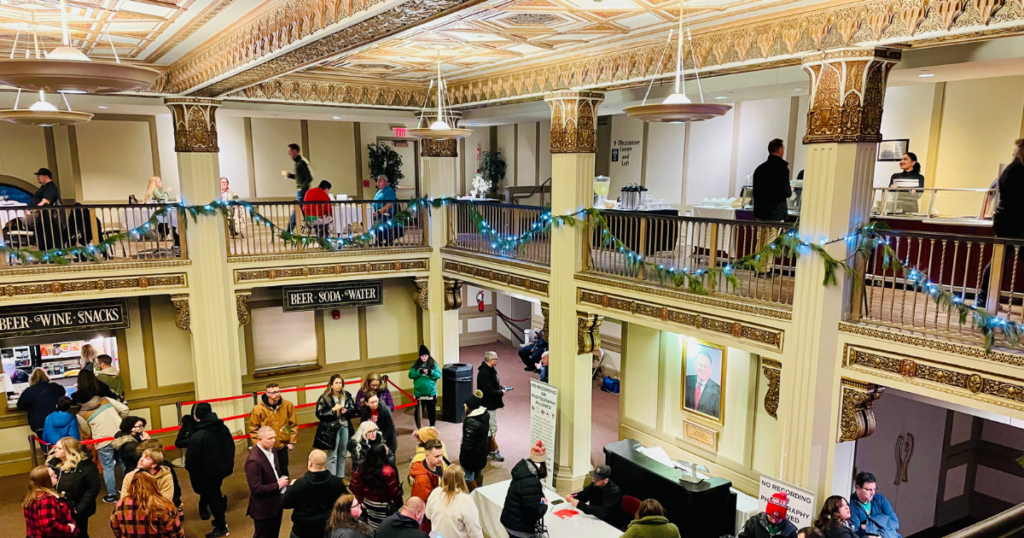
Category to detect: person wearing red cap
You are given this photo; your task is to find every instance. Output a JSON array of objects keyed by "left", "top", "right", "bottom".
[{"left": 738, "top": 491, "right": 798, "bottom": 538}]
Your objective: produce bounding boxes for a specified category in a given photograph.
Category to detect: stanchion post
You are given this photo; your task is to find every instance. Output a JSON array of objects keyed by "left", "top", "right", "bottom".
[
  {"left": 28, "top": 435, "right": 39, "bottom": 467},
  {"left": 175, "top": 401, "right": 183, "bottom": 426}
]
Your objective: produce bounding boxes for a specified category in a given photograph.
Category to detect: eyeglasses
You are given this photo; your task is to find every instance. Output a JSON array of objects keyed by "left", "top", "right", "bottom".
[{"left": 266, "top": 391, "right": 281, "bottom": 396}]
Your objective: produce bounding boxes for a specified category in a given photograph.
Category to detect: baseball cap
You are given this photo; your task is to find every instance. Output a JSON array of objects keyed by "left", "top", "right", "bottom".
[
  {"left": 34, "top": 168, "right": 52, "bottom": 178},
  {"left": 592, "top": 465, "right": 611, "bottom": 481}
]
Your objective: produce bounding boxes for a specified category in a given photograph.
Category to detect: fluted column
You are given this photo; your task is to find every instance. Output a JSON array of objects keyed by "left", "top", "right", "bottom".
[
  {"left": 779, "top": 48, "right": 899, "bottom": 496},
  {"left": 164, "top": 98, "right": 243, "bottom": 425},
  {"left": 544, "top": 90, "right": 604, "bottom": 491}
]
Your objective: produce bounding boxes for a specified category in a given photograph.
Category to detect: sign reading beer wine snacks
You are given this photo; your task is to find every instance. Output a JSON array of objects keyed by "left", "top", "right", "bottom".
[
  {"left": 282, "top": 281, "right": 384, "bottom": 311},
  {"left": 0, "top": 300, "right": 129, "bottom": 338}
]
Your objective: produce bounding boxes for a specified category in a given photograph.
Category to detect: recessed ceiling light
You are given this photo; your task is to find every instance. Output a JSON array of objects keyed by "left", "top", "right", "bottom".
[
  {"left": 332, "top": 116, "right": 341, "bottom": 120},
  {"left": 97, "top": 105, "right": 108, "bottom": 109},
  {"left": 715, "top": 95, "right": 727, "bottom": 100},
  {"left": 471, "top": 122, "right": 478, "bottom": 125},
  {"left": 919, "top": 71, "right": 935, "bottom": 78}
]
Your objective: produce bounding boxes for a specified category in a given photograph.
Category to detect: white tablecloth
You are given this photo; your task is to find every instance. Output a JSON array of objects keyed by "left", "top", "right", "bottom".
[
  {"left": 470, "top": 480, "right": 622, "bottom": 538},
  {"left": 690, "top": 206, "right": 737, "bottom": 220}
]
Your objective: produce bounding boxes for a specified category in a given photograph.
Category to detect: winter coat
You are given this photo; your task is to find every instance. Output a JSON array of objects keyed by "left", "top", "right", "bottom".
[
  {"left": 282, "top": 469, "right": 349, "bottom": 538},
  {"left": 17, "top": 381, "right": 66, "bottom": 433},
  {"left": 850, "top": 493, "right": 901, "bottom": 538},
  {"left": 376, "top": 512, "right": 429, "bottom": 538},
  {"left": 994, "top": 159, "right": 1024, "bottom": 238},
  {"left": 822, "top": 524, "right": 856, "bottom": 538},
  {"left": 49, "top": 452, "right": 102, "bottom": 519},
  {"left": 71, "top": 380, "right": 118, "bottom": 406},
  {"left": 500, "top": 459, "right": 547, "bottom": 534},
  {"left": 410, "top": 441, "right": 449, "bottom": 478},
  {"left": 459, "top": 407, "right": 490, "bottom": 472},
  {"left": 120, "top": 466, "right": 174, "bottom": 503},
  {"left": 109, "top": 497, "right": 184, "bottom": 538},
  {"left": 426, "top": 488, "right": 484, "bottom": 538},
  {"left": 248, "top": 394, "right": 298, "bottom": 450},
  {"left": 410, "top": 459, "right": 446, "bottom": 533},
  {"left": 477, "top": 363, "right": 504, "bottom": 410},
  {"left": 574, "top": 480, "right": 625, "bottom": 526},
  {"left": 350, "top": 464, "right": 403, "bottom": 509},
  {"left": 623, "top": 516, "right": 682, "bottom": 538},
  {"left": 173, "top": 409, "right": 236, "bottom": 490},
  {"left": 348, "top": 435, "right": 384, "bottom": 470},
  {"left": 75, "top": 395, "right": 128, "bottom": 449},
  {"left": 112, "top": 432, "right": 143, "bottom": 471},
  {"left": 313, "top": 390, "right": 356, "bottom": 450},
  {"left": 408, "top": 360, "right": 441, "bottom": 398},
  {"left": 42, "top": 411, "right": 80, "bottom": 447},
  {"left": 360, "top": 403, "right": 397, "bottom": 455},
  {"left": 738, "top": 513, "right": 798, "bottom": 538},
  {"left": 752, "top": 154, "right": 792, "bottom": 221},
  {"left": 355, "top": 387, "right": 395, "bottom": 412},
  {"left": 96, "top": 370, "right": 124, "bottom": 399},
  {"left": 329, "top": 527, "right": 374, "bottom": 538},
  {"left": 24, "top": 492, "right": 77, "bottom": 538}
]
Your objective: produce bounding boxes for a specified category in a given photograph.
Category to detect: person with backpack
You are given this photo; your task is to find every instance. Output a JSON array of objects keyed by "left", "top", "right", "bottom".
[
  {"left": 459, "top": 390, "right": 490, "bottom": 491},
  {"left": 75, "top": 391, "right": 129, "bottom": 503}
]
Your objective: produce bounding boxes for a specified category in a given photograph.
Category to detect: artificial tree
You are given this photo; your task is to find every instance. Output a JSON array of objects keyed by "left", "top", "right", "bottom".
[
  {"left": 481, "top": 150, "right": 507, "bottom": 198},
  {"left": 367, "top": 142, "right": 405, "bottom": 189}
]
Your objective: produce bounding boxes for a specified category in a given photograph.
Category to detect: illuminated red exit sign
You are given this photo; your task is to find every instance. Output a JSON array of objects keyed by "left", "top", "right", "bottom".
[{"left": 393, "top": 127, "right": 407, "bottom": 137}]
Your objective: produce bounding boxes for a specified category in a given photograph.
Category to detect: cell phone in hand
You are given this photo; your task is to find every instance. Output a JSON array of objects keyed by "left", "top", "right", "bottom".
[{"left": 505, "top": 386, "right": 514, "bottom": 391}]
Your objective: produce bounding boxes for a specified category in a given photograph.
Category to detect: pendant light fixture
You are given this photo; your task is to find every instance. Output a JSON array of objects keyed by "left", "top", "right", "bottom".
[
  {"left": 408, "top": 49, "right": 473, "bottom": 140},
  {"left": 623, "top": 1, "right": 730, "bottom": 123},
  {"left": 0, "top": 88, "right": 93, "bottom": 127}
]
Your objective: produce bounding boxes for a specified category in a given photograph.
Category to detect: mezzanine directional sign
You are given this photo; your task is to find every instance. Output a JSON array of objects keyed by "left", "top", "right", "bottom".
[
  {"left": 0, "top": 299, "right": 129, "bottom": 338},
  {"left": 282, "top": 281, "right": 384, "bottom": 311}
]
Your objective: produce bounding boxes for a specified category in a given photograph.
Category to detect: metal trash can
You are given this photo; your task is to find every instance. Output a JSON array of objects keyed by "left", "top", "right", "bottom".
[{"left": 442, "top": 363, "right": 474, "bottom": 423}]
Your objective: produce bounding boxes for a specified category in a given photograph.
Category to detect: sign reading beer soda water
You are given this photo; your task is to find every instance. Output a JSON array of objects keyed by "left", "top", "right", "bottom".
[
  {"left": 0, "top": 300, "right": 129, "bottom": 338},
  {"left": 758, "top": 475, "right": 816, "bottom": 528},
  {"left": 282, "top": 281, "right": 384, "bottom": 311}
]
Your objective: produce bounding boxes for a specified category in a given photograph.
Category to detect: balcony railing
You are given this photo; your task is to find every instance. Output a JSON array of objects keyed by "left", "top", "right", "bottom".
[
  {"left": 856, "top": 229, "right": 1024, "bottom": 347},
  {"left": 227, "top": 200, "right": 425, "bottom": 257},
  {"left": 446, "top": 201, "right": 551, "bottom": 266},
  {"left": 588, "top": 211, "right": 797, "bottom": 306},
  {"left": 0, "top": 204, "right": 185, "bottom": 266}
]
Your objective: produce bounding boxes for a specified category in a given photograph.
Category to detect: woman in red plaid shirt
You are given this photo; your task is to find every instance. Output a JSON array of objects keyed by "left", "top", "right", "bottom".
[
  {"left": 24, "top": 465, "right": 78, "bottom": 538},
  {"left": 109, "top": 472, "right": 183, "bottom": 538}
]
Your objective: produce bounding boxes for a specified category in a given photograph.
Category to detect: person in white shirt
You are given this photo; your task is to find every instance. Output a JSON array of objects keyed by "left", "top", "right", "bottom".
[{"left": 425, "top": 464, "right": 484, "bottom": 538}]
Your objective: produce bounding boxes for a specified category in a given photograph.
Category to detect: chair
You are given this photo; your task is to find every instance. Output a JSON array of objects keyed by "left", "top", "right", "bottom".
[{"left": 622, "top": 495, "right": 641, "bottom": 519}]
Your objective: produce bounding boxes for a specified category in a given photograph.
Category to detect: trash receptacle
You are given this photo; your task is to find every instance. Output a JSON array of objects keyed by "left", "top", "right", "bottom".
[{"left": 442, "top": 363, "right": 474, "bottom": 423}]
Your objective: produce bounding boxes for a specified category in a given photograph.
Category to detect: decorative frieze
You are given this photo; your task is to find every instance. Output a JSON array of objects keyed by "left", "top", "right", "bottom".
[
  {"left": 234, "top": 259, "right": 428, "bottom": 283},
  {"left": 164, "top": 98, "right": 221, "bottom": 153},
  {"left": 802, "top": 48, "right": 901, "bottom": 144},
  {"left": 839, "top": 378, "right": 883, "bottom": 442},
  {"left": 762, "top": 358, "right": 782, "bottom": 419},
  {"left": 443, "top": 278, "right": 462, "bottom": 311},
  {"left": 170, "top": 294, "right": 191, "bottom": 332},
  {"left": 577, "top": 312, "right": 603, "bottom": 354},
  {"left": 227, "top": 79, "right": 428, "bottom": 109},
  {"left": 544, "top": 91, "right": 604, "bottom": 154},
  {"left": 442, "top": 260, "right": 550, "bottom": 296},
  {"left": 577, "top": 289, "right": 784, "bottom": 351},
  {"left": 838, "top": 322, "right": 1024, "bottom": 367},
  {"left": 0, "top": 274, "right": 187, "bottom": 300},
  {"left": 236, "top": 290, "right": 252, "bottom": 325}
]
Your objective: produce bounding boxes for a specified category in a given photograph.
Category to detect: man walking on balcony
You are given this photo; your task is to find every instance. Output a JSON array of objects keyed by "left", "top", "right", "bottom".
[
  {"left": 282, "top": 143, "right": 313, "bottom": 233},
  {"left": 752, "top": 139, "right": 791, "bottom": 276}
]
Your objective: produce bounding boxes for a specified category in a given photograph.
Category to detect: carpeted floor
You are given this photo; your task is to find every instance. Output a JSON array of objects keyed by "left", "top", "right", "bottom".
[{"left": 0, "top": 341, "right": 619, "bottom": 538}]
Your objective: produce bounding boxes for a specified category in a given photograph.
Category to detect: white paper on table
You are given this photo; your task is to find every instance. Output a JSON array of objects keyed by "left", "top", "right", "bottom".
[
  {"left": 571, "top": 516, "right": 607, "bottom": 528},
  {"left": 637, "top": 445, "right": 676, "bottom": 468}
]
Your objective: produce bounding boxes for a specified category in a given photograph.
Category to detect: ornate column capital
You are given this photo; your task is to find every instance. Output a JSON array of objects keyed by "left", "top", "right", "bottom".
[
  {"left": 577, "top": 312, "right": 603, "bottom": 354},
  {"left": 443, "top": 278, "right": 463, "bottom": 311},
  {"left": 762, "top": 359, "right": 782, "bottom": 419},
  {"left": 170, "top": 294, "right": 191, "bottom": 332},
  {"left": 802, "top": 48, "right": 901, "bottom": 144},
  {"left": 544, "top": 90, "right": 604, "bottom": 154},
  {"left": 838, "top": 378, "right": 883, "bottom": 442},
  {"left": 413, "top": 277, "right": 430, "bottom": 310},
  {"left": 417, "top": 111, "right": 461, "bottom": 158},
  {"left": 236, "top": 290, "right": 252, "bottom": 325},
  {"left": 164, "top": 98, "right": 221, "bottom": 153}
]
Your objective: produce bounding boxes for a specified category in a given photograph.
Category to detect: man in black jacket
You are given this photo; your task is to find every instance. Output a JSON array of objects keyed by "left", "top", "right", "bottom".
[
  {"left": 175, "top": 402, "right": 236, "bottom": 538},
  {"left": 568, "top": 465, "right": 625, "bottom": 527},
  {"left": 376, "top": 497, "right": 429, "bottom": 538},
  {"left": 282, "top": 143, "right": 314, "bottom": 233},
  {"left": 477, "top": 351, "right": 506, "bottom": 462},
  {"left": 752, "top": 139, "right": 792, "bottom": 222},
  {"left": 282, "top": 449, "right": 348, "bottom": 538},
  {"left": 459, "top": 390, "right": 490, "bottom": 491}
]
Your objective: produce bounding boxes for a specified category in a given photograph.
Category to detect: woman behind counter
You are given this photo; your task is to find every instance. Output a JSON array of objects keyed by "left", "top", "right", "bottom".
[
  {"left": 144, "top": 176, "right": 172, "bottom": 203},
  {"left": 887, "top": 152, "right": 925, "bottom": 214}
]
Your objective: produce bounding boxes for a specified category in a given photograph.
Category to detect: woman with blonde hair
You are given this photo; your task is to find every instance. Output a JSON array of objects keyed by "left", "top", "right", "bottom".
[
  {"left": 325, "top": 494, "right": 375, "bottom": 538},
  {"left": 110, "top": 471, "right": 183, "bottom": 538},
  {"left": 48, "top": 437, "right": 101, "bottom": 538},
  {"left": 143, "top": 176, "right": 171, "bottom": 203},
  {"left": 24, "top": 465, "right": 77, "bottom": 538},
  {"left": 80, "top": 343, "right": 98, "bottom": 373},
  {"left": 425, "top": 463, "right": 483, "bottom": 538},
  {"left": 347, "top": 420, "right": 383, "bottom": 471}
]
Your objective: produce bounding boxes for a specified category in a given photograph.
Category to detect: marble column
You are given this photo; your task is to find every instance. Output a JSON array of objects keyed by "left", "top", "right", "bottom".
[
  {"left": 779, "top": 48, "right": 899, "bottom": 495},
  {"left": 544, "top": 90, "right": 604, "bottom": 491},
  {"left": 164, "top": 98, "right": 244, "bottom": 424}
]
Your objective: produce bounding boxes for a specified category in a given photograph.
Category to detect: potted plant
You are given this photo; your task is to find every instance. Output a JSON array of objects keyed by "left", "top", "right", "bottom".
[
  {"left": 367, "top": 142, "right": 404, "bottom": 189},
  {"left": 481, "top": 150, "right": 507, "bottom": 199}
]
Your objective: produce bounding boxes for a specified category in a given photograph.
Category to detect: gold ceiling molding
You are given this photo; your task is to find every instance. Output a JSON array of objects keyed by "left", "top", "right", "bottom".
[
  {"left": 762, "top": 358, "right": 781, "bottom": 419},
  {"left": 837, "top": 322, "right": 1024, "bottom": 367},
  {"left": 442, "top": 260, "right": 550, "bottom": 296},
  {"left": 225, "top": 78, "right": 429, "bottom": 109},
  {"left": 838, "top": 378, "right": 883, "bottom": 442},
  {"left": 234, "top": 259, "right": 428, "bottom": 283},
  {"left": 577, "top": 288, "right": 784, "bottom": 351},
  {"left": 802, "top": 47, "right": 901, "bottom": 143},
  {"left": 175, "top": 0, "right": 489, "bottom": 97},
  {"left": 0, "top": 274, "right": 187, "bottom": 300},
  {"left": 0, "top": 259, "right": 191, "bottom": 277},
  {"left": 843, "top": 343, "right": 1024, "bottom": 413}
]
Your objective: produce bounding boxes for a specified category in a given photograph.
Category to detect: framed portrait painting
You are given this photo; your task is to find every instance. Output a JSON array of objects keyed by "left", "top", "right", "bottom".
[{"left": 682, "top": 339, "right": 726, "bottom": 424}]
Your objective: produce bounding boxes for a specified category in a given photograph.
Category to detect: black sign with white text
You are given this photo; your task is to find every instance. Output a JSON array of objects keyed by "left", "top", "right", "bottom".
[
  {"left": 282, "top": 281, "right": 384, "bottom": 311},
  {"left": 0, "top": 300, "right": 129, "bottom": 339}
]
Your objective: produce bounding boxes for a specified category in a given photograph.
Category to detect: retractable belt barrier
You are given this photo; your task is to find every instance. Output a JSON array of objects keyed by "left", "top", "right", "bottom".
[{"left": 29, "top": 376, "right": 420, "bottom": 466}]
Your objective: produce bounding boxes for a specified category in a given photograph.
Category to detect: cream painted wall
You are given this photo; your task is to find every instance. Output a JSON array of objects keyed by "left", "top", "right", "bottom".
[
  {"left": 623, "top": 324, "right": 659, "bottom": 429},
  {"left": 150, "top": 295, "right": 195, "bottom": 387},
  {"left": 645, "top": 122, "right": 686, "bottom": 205},
  {"left": 752, "top": 359, "right": 778, "bottom": 475},
  {"left": 0, "top": 123, "right": 48, "bottom": 189},
  {"left": 687, "top": 108, "right": 735, "bottom": 205},
  {"left": 366, "top": 279, "right": 420, "bottom": 359},
  {"left": 308, "top": 120, "right": 358, "bottom": 197},
  {"left": 251, "top": 118, "right": 302, "bottom": 199},
  {"left": 517, "top": 122, "right": 538, "bottom": 186},
  {"left": 53, "top": 126, "right": 76, "bottom": 200},
  {"left": 497, "top": 124, "right": 516, "bottom": 189},
  {"left": 873, "top": 84, "right": 936, "bottom": 187},
  {"left": 324, "top": 306, "right": 361, "bottom": 363},
  {"left": 125, "top": 298, "right": 148, "bottom": 391},
  {"left": 538, "top": 120, "right": 552, "bottom": 186},
  {"left": 218, "top": 116, "right": 251, "bottom": 199},
  {"left": 608, "top": 115, "right": 645, "bottom": 194},
  {"left": 736, "top": 97, "right": 791, "bottom": 195},
  {"left": 792, "top": 96, "right": 809, "bottom": 179},
  {"left": 463, "top": 127, "right": 489, "bottom": 194},
  {"left": 77, "top": 120, "right": 155, "bottom": 202},
  {"left": 154, "top": 114, "right": 180, "bottom": 191}
]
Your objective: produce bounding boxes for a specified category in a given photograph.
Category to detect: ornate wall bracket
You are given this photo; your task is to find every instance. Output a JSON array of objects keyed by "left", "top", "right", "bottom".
[
  {"left": 762, "top": 358, "right": 782, "bottom": 419},
  {"left": 544, "top": 90, "right": 604, "bottom": 154},
  {"left": 170, "top": 294, "right": 191, "bottom": 332},
  {"left": 577, "top": 312, "right": 603, "bottom": 354},
  {"left": 838, "top": 378, "right": 883, "bottom": 442},
  {"left": 802, "top": 48, "right": 901, "bottom": 144},
  {"left": 164, "top": 98, "right": 221, "bottom": 153},
  {"left": 541, "top": 302, "right": 549, "bottom": 342},
  {"left": 413, "top": 277, "right": 429, "bottom": 310},
  {"left": 236, "top": 290, "right": 252, "bottom": 325},
  {"left": 444, "top": 278, "right": 463, "bottom": 310}
]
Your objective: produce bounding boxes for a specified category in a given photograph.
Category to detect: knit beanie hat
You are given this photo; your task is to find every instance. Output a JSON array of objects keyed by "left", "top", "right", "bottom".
[
  {"left": 417, "top": 426, "right": 440, "bottom": 443},
  {"left": 766, "top": 492, "right": 789, "bottom": 520},
  {"left": 529, "top": 440, "right": 547, "bottom": 462},
  {"left": 419, "top": 344, "right": 430, "bottom": 357},
  {"left": 464, "top": 390, "right": 484, "bottom": 411},
  {"left": 193, "top": 402, "right": 213, "bottom": 421}
]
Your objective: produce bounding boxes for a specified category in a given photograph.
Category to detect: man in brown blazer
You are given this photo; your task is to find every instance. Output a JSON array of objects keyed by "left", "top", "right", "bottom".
[{"left": 246, "top": 426, "right": 290, "bottom": 538}]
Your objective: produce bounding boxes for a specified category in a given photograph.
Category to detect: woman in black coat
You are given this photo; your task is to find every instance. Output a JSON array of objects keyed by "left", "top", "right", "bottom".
[
  {"left": 500, "top": 455, "right": 548, "bottom": 538},
  {"left": 314, "top": 374, "right": 357, "bottom": 478},
  {"left": 814, "top": 496, "right": 855, "bottom": 538},
  {"left": 360, "top": 392, "right": 397, "bottom": 459},
  {"left": 459, "top": 390, "right": 490, "bottom": 490},
  {"left": 347, "top": 421, "right": 384, "bottom": 471},
  {"left": 111, "top": 416, "right": 148, "bottom": 472},
  {"left": 17, "top": 368, "right": 66, "bottom": 440},
  {"left": 48, "top": 437, "right": 102, "bottom": 538}
]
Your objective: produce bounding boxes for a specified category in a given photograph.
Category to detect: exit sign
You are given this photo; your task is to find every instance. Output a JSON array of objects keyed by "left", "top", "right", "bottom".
[{"left": 393, "top": 127, "right": 407, "bottom": 137}]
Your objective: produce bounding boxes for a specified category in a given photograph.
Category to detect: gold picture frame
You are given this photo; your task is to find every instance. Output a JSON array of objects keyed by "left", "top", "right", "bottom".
[{"left": 681, "top": 339, "right": 726, "bottom": 425}]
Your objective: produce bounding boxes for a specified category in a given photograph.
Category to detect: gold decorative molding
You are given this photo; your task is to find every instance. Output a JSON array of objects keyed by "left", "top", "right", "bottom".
[
  {"left": 577, "top": 289, "right": 784, "bottom": 351},
  {"left": 577, "top": 312, "right": 603, "bottom": 354},
  {"left": 236, "top": 290, "right": 252, "bottom": 326},
  {"left": 170, "top": 294, "right": 191, "bottom": 332},
  {"left": 442, "top": 260, "right": 550, "bottom": 297},
  {"left": 441, "top": 248, "right": 551, "bottom": 275},
  {"left": 414, "top": 277, "right": 429, "bottom": 310},
  {"left": 802, "top": 48, "right": 901, "bottom": 144},
  {"left": 226, "top": 78, "right": 428, "bottom": 109},
  {"left": 545, "top": 90, "right": 603, "bottom": 154},
  {"left": 843, "top": 344, "right": 1024, "bottom": 412},
  {"left": 573, "top": 274, "right": 792, "bottom": 321},
  {"left": 0, "top": 259, "right": 191, "bottom": 277},
  {"left": 838, "top": 322, "right": 1024, "bottom": 367},
  {"left": 164, "top": 98, "right": 221, "bottom": 153},
  {"left": 444, "top": 278, "right": 463, "bottom": 311},
  {"left": 234, "top": 259, "right": 428, "bottom": 283},
  {"left": 541, "top": 302, "right": 549, "bottom": 342},
  {"left": 762, "top": 358, "right": 782, "bottom": 419},
  {"left": 419, "top": 111, "right": 461, "bottom": 158},
  {"left": 839, "top": 378, "right": 883, "bottom": 442},
  {"left": 0, "top": 274, "right": 187, "bottom": 300},
  {"left": 228, "top": 247, "right": 432, "bottom": 264}
]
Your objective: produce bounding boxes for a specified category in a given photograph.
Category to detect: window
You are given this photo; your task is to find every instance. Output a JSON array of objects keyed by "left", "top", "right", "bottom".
[{"left": 251, "top": 307, "right": 318, "bottom": 372}]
